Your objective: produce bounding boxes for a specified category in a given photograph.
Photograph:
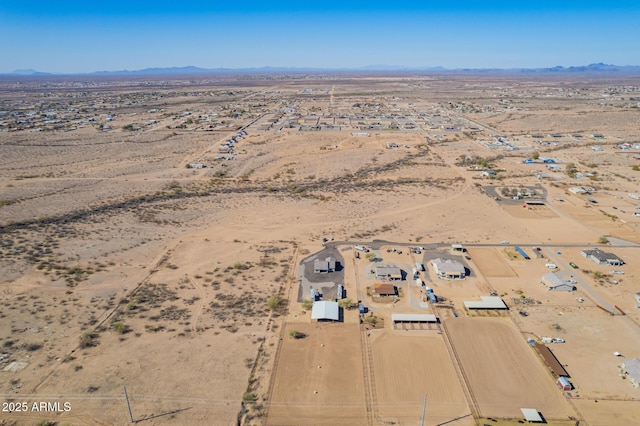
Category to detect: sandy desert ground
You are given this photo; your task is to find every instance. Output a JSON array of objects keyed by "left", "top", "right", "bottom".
[{"left": 0, "top": 74, "right": 639, "bottom": 425}]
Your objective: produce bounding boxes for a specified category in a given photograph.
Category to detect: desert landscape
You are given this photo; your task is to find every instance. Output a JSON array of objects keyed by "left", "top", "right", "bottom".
[{"left": 1, "top": 73, "right": 639, "bottom": 425}]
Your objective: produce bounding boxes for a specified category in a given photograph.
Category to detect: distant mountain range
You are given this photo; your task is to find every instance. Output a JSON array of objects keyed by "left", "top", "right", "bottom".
[{"left": 3, "top": 63, "right": 640, "bottom": 76}]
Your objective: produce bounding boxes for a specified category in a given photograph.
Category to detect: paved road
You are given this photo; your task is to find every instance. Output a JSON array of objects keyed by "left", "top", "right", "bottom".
[{"left": 324, "top": 239, "right": 639, "bottom": 250}]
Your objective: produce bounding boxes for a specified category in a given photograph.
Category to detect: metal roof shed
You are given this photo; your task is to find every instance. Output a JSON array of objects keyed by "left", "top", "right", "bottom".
[
  {"left": 520, "top": 408, "right": 543, "bottom": 423},
  {"left": 311, "top": 301, "right": 339, "bottom": 321},
  {"left": 463, "top": 296, "right": 507, "bottom": 309},
  {"left": 391, "top": 314, "right": 438, "bottom": 323}
]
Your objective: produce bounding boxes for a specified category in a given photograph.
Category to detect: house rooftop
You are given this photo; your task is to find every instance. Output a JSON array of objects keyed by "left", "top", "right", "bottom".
[
  {"left": 623, "top": 358, "right": 640, "bottom": 382},
  {"left": 374, "top": 283, "right": 396, "bottom": 296}
]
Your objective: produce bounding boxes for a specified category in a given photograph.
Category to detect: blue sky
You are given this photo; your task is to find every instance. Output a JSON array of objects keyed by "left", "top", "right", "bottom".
[{"left": 1, "top": 1, "right": 639, "bottom": 73}]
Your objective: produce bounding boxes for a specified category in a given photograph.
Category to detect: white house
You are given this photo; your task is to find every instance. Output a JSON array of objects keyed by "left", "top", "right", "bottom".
[{"left": 431, "top": 258, "right": 466, "bottom": 280}]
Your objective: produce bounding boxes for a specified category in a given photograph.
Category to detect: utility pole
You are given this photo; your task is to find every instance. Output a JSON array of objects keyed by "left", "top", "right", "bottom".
[
  {"left": 124, "top": 385, "right": 134, "bottom": 423},
  {"left": 421, "top": 393, "right": 427, "bottom": 426}
]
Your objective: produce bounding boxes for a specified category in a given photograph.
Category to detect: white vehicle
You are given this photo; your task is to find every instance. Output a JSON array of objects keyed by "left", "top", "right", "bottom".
[
  {"left": 354, "top": 245, "right": 369, "bottom": 253},
  {"left": 541, "top": 337, "right": 553, "bottom": 343},
  {"left": 552, "top": 338, "right": 565, "bottom": 343},
  {"left": 577, "top": 297, "right": 584, "bottom": 303},
  {"left": 611, "top": 270, "right": 625, "bottom": 275},
  {"left": 545, "top": 263, "right": 558, "bottom": 269},
  {"left": 614, "top": 352, "right": 623, "bottom": 357},
  {"left": 501, "top": 240, "right": 509, "bottom": 245}
]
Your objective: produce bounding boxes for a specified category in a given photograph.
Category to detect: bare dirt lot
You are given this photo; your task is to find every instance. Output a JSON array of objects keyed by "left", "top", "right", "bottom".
[
  {"left": 444, "top": 317, "right": 575, "bottom": 419},
  {"left": 468, "top": 248, "right": 516, "bottom": 277},
  {"left": 369, "top": 329, "right": 472, "bottom": 425},
  {"left": 266, "top": 323, "right": 366, "bottom": 425},
  {"left": 1, "top": 74, "right": 639, "bottom": 425}
]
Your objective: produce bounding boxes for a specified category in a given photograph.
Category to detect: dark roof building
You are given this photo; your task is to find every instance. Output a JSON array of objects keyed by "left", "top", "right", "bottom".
[
  {"left": 313, "top": 257, "right": 337, "bottom": 273},
  {"left": 535, "top": 343, "right": 569, "bottom": 377},
  {"left": 375, "top": 265, "right": 402, "bottom": 280},
  {"left": 581, "top": 248, "right": 624, "bottom": 266}
]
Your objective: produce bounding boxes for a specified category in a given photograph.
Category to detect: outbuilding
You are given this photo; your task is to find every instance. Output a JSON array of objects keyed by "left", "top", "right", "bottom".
[
  {"left": 311, "top": 301, "right": 340, "bottom": 321},
  {"left": 463, "top": 296, "right": 507, "bottom": 310},
  {"left": 557, "top": 377, "right": 572, "bottom": 391},
  {"left": 520, "top": 408, "right": 544, "bottom": 423},
  {"left": 391, "top": 314, "right": 438, "bottom": 323},
  {"left": 620, "top": 358, "right": 640, "bottom": 388}
]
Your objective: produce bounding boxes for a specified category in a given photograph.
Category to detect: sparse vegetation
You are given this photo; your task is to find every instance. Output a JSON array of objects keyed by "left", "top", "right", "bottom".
[
  {"left": 243, "top": 392, "right": 257, "bottom": 403},
  {"left": 266, "top": 294, "right": 284, "bottom": 311},
  {"left": 111, "top": 321, "right": 129, "bottom": 334},
  {"left": 288, "top": 329, "right": 306, "bottom": 339},
  {"left": 79, "top": 330, "right": 99, "bottom": 348},
  {"left": 338, "top": 298, "right": 355, "bottom": 309}
]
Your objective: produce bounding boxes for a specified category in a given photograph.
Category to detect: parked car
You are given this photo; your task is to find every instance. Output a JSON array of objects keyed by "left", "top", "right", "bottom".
[{"left": 569, "top": 262, "right": 578, "bottom": 269}]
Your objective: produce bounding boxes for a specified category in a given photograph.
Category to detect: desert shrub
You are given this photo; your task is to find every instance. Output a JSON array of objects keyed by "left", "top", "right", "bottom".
[
  {"left": 301, "top": 299, "right": 313, "bottom": 310},
  {"left": 598, "top": 236, "right": 609, "bottom": 244},
  {"left": 79, "top": 330, "right": 98, "bottom": 348},
  {"left": 266, "top": 294, "right": 284, "bottom": 311},
  {"left": 243, "top": 392, "right": 256, "bottom": 403},
  {"left": 338, "top": 298, "right": 355, "bottom": 309},
  {"left": 26, "top": 343, "right": 43, "bottom": 351},
  {"left": 112, "top": 321, "right": 128, "bottom": 334},
  {"left": 233, "top": 262, "right": 250, "bottom": 270}
]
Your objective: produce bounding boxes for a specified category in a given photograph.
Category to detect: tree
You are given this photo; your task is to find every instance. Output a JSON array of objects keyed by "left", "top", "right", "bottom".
[
  {"left": 288, "top": 329, "right": 305, "bottom": 339},
  {"left": 532, "top": 151, "right": 540, "bottom": 160},
  {"left": 338, "top": 298, "right": 355, "bottom": 309},
  {"left": 365, "top": 252, "right": 376, "bottom": 262},
  {"left": 598, "top": 236, "right": 609, "bottom": 244}
]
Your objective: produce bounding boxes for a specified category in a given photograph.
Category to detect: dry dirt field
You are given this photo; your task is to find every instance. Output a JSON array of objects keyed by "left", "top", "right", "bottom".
[
  {"left": 369, "top": 329, "right": 471, "bottom": 425},
  {"left": 467, "top": 248, "right": 516, "bottom": 277},
  {"left": 443, "top": 317, "right": 575, "bottom": 420},
  {"left": 266, "top": 323, "right": 366, "bottom": 425},
  {"left": 1, "top": 74, "right": 639, "bottom": 425}
]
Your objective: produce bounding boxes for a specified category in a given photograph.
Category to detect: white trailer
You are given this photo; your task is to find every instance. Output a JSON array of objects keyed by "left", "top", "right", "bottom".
[
  {"left": 354, "top": 245, "right": 369, "bottom": 252},
  {"left": 416, "top": 278, "right": 423, "bottom": 287}
]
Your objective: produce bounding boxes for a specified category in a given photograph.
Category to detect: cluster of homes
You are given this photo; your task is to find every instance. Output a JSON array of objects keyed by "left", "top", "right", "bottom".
[{"left": 540, "top": 248, "right": 624, "bottom": 292}]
